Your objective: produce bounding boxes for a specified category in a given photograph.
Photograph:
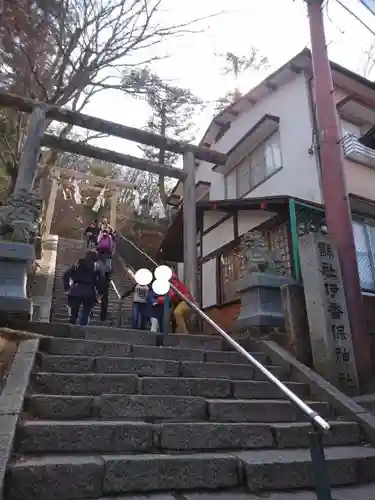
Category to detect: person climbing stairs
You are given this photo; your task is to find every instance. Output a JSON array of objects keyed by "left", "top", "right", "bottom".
[{"left": 50, "top": 237, "right": 132, "bottom": 326}]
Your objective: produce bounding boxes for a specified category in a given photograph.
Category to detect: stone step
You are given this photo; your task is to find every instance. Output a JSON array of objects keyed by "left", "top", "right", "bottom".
[
  {"left": 28, "top": 323, "right": 224, "bottom": 350},
  {"left": 141, "top": 377, "right": 309, "bottom": 399},
  {"left": 162, "top": 334, "right": 223, "bottom": 350},
  {"left": 36, "top": 354, "right": 181, "bottom": 377},
  {"left": 32, "top": 373, "right": 139, "bottom": 396},
  {"left": 16, "top": 420, "right": 360, "bottom": 454},
  {"left": 7, "top": 446, "right": 375, "bottom": 499},
  {"left": 25, "top": 394, "right": 329, "bottom": 423},
  {"left": 40, "top": 337, "right": 133, "bottom": 357},
  {"left": 35, "top": 353, "right": 284, "bottom": 380},
  {"left": 39, "top": 337, "right": 268, "bottom": 364},
  {"left": 207, "top": 399, "right": 330, "bottom": 423},
  {"left": 121, "top": 484, "right": 375, "bottom": 500},
  {"left": 179, "top": 361, "right": 287, "bottom": 381},
  {"left": 6, "top": 453, "right": 239, "bottom": 500},
  {"left": 32, "top": 373, "right": 309, "bottom": 399}
]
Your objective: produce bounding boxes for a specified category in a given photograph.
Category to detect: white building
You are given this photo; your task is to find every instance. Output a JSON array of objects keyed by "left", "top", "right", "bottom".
[{"left": 159, "top": 49, "right": 375, "bottom": 333}]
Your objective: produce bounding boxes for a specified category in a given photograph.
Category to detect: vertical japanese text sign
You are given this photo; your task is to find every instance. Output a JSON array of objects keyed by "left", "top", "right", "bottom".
[{"left": 299, "top": 232, "right": 359, "bottom": 393}]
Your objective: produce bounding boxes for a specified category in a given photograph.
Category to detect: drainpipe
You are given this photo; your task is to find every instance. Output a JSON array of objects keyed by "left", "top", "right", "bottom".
[{"left": 305, "top": 0, "right": 371, "bottom": 384}]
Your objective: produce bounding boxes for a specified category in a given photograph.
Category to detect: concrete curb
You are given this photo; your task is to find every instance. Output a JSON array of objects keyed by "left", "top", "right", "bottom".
[
  {"left": 0, "top": 338, "right": 39, "bottom": 497},
  {"left": 260, "top": 339, "right": 375, "bottom": 443}
]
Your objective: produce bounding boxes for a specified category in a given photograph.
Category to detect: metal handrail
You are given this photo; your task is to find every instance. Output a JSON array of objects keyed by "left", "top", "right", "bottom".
[
  {"left": 117, "top": 234, "right": 330, "bottom": 433},
  {"left": 110, "top": 279, "right": 121, "bottom": 299}
]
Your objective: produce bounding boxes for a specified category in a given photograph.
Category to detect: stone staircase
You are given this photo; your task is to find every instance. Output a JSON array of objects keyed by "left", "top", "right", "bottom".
[
  {"left": 4, "top": 324, "right": 375, "bottom": 499},
  {"left": 50, "top": 237, "right": 132, "bottom": 326}
]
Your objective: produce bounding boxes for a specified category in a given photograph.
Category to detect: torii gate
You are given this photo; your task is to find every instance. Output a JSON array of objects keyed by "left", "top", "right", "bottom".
[
  {"left": 44, "top": 166, "right": 135, "bottom": 236},
  {"left": 0, "top": 91, "right": 227, "bottom": 299}
]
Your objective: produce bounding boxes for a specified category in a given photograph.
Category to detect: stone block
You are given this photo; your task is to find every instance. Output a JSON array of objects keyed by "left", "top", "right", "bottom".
[
  {"left": 17, "top": 421, "right": 154, "bottom": 453},
  {"left": 0, "top": 242, "right": 35, "bottom": 323},
  {"left": 26, "top": 395, "right": 94, "bottom": 420},
  {"left": 95, "top": 357, "right": 180, "bottom": 377},
  {"left": 36, "top": 353, "right": 94, "bottom": 373},
  {"left": 236, "top": 447, "right": 366, "bottom": 492},
  {"left": 40, "top": 337, "right": 132, "bottom": 357},
  {"left": 32, "top": 373, "right": 138, "bottom": 396},
  {"left": 232, "top": 381, "right": 309, "bottom": 400},
  {"left": 99, "top": 394, "right": 206, "bottom": 421},
  {"left": 181, "top": 361, "right": 254, "bottom": 380},
  {"left": 102, "top": 453, "right": 240, "bottom": 493},
  {"left": 0, "top": 340, "right": 38, "bottom": 416},
  {"left": 253, "top": 364, "right": 289, "bottom": 381},
  {"left": 86, "top": 326, "right": 157, "bottom": 346},
  {"left": 272, "top": 421, "right": 360, "bottom": 448},
  {"left": 160, "top": 422, "right": 273, "bottom": 450},
  {"left": 6, "top": 455, "right": 103, "bottom": 500},
  {"left": 141, "top": 377, "right": 231, "bottom": 398},
  {"left": 24, "top": 322, "right": 85, "bottom": 339},
  {"left": 205, "top": 350, "right": 267, "bottom": 365},
  {"left": 133, "top": 345, "right": 204, "bottom": 362},
  {"left": 162, "top": 334, "right": 223, "bottom": 351},
  {"left": 208, "top": 400, "right": 308, "bottom": 423}
]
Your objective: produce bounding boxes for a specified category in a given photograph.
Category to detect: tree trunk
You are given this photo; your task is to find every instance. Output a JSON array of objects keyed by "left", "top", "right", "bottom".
[
  {"left": 158, "top": 104, "right": 167, "bottom": 209},
  {"left": 5, "top": 168, "right": 18, "bottom": 200}
]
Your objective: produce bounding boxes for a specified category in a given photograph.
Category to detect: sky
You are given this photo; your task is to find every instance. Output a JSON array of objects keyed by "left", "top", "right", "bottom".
[{"left": 81, "top": 0, "right": 375, "bottom": 162}]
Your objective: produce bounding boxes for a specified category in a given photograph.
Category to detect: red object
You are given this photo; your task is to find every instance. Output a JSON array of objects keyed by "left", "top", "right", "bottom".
[
  {"left": 260, "top": 201, "right": 268, "bottom": 210},
  {"left": 306, "top": 0, "right": 370, "bottom": 383},
  {"left": 170, "top": 277, "right": 193, "bottom": 302},
  {"left": 156, "top": 297, "right": 164, "bottom": 305},
  {"left": 212, "top": 202, "right": 217, "bottom": 210}
]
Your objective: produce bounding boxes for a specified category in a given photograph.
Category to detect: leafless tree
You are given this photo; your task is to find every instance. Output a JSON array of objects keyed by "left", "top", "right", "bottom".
[
  {"left": 215, "top": 47, "right": 269, "bottom": 113},
  {"left": 0, "top": 0, "right": 215, "bottom": 193},
  {"left": 360, "top": 43, "right": 375, "bottom": 79}
]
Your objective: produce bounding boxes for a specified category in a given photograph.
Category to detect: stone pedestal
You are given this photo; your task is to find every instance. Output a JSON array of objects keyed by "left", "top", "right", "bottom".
[
  {"left": 0, "top": 242, "right": 35, "bottom": 324},
  {"left": 235, "top": 272, "right": 295, "bottom": 329}
]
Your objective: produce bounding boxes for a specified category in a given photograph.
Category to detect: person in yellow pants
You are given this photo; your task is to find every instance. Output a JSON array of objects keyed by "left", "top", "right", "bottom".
[
  {"left": 169, "top": 274, "right": 194, "bottom": 333},
  {"left": 173, "top": 300, "right": 191, "bottom": 333}
]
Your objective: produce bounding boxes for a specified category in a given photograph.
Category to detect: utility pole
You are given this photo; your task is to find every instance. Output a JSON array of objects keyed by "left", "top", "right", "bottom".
[{"left": 305, "top": 0, "right": 371, "bottom": 384}]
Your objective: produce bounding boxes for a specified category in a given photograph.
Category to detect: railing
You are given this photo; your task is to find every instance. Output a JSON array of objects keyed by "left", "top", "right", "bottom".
[
  {"left": 342, "top": 134, "right": 375, "bottom": 168},
  {"left": 109, "top": 278, "right": 127, "bottom": 328},
  {"left": 116, "top": 234, "right": 333, "bottom": 499}
]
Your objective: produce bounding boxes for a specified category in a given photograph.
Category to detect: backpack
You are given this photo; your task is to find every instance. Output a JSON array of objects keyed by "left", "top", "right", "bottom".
[
  {"left": 72, "top": 260, "right": 98, "bottom": 285},
  {"left": 98, "top": 232, "right": 114, "bottom": 251}
]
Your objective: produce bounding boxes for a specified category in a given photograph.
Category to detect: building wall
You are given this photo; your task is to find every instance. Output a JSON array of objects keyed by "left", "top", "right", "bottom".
[
  {"left": 203, "top": 302, "right": 241, "bottom": 335},
  {"left": 195, "top": 73, "right": 322, "bottom": 205},
  {"left": 344, "top": 160, "right": 375, "bottom": 202},
  {"left": 202, "top": 217, "right": 234, "bottom": 258}
]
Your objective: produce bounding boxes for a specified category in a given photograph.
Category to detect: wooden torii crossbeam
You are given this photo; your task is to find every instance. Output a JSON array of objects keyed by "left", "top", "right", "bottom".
[
  {"left": 0, "top": 91, "right": 227, "bottom": 166},
  {"left": 55, "top": 167, "right": 135, "bottom": 189}
]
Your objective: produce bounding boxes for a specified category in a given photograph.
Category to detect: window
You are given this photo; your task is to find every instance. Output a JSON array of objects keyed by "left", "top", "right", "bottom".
[
  {"left": 352, "top": 218, "right": 375, "bottom": 291},
  {"left": 230, "top": 132, "right": 282, "bottom": 198}
]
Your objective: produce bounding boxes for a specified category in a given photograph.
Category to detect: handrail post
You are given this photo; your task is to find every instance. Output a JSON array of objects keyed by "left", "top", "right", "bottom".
[{"left": 308, "top": 427, "right": 333, "bottom": 500}]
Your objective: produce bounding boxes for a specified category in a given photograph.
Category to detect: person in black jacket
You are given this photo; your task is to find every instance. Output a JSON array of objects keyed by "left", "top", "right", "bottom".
[
  {"left": 63, "top": 249, "right": 104, "bottom": 326},
  {"left": 84, "top": 220, "right": 100, "bottom": 249}
]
